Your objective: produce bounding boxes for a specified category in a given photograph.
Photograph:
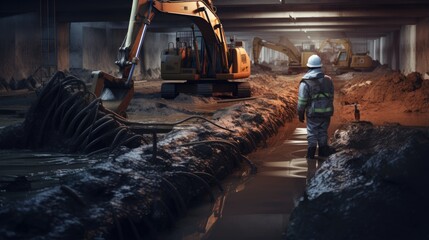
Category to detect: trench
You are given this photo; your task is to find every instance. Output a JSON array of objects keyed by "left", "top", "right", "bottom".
[
  {"left": 159, "top": 119, "right": 321, "bottom": 240},
  {"left": 0, "top": 72, "right": 300, "bottom": 239}
]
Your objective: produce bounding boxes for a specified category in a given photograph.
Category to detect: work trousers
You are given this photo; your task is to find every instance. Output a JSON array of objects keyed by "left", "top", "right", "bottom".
[{"left": 306, "top": 117, "right": 330, "bottom": 148}]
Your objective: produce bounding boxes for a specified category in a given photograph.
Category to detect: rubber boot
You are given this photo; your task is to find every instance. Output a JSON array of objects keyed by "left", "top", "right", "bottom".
[
  {"left": 318, "top": 145, "right": 330, "bottom": 158},
  {"left": 306, "top": 147, "right": 317, "bottom": 159}
]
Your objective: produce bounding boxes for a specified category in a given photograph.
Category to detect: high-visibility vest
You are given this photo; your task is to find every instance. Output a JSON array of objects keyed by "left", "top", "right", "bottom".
[{"left": 299, "top": 77, "right": 334, "bottom": 117}]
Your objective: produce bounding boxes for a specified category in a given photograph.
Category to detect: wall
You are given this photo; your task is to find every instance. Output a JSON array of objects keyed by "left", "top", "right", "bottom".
[
  {"left": 0, "top": 13, "right": 42, "bottom": 81},
  {"left": 57, "top": 23, "right": 70, "bottom": 71},
  {"left": 69, "top": 23, "right": 176, "bottom": 79},
  {"left": 399, "top": 25, "right": 416, "bottom": 74},
  {"left": 416, "top": 18, "right": 429, "bottom": 75},
  {"left": 70, "top": 22, "right": 127, "bottom": 74},
  {"left": 379, "top": 32, "right": 399, "bottom": 70}
]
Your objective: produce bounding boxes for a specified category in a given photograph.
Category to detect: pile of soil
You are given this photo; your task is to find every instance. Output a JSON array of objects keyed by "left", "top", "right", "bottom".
[
  {"left": 0, "top": 72, "right": 297, "bottom": 239},
  {"left": 286, "top": 122, "right": 429, "bottom": 239},
  {"left": 337, "top": 66, "right": 429, "bottom": 113}
]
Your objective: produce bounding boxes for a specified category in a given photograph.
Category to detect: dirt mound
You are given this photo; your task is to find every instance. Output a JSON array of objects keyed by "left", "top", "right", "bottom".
[
  {"left": 287, "top": 122, "right": 429, "bottom": 239},
  {"left": 0, "top": 72, "right": 298, "bottom": 239},
  {"left": 337, "top": 66, "right": 429, "bottom": 113}
]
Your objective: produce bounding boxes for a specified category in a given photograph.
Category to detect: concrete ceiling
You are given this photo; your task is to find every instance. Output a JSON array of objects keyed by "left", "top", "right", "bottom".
[{"left": 2, "top": 0, "right": 429, "bottom": 43}]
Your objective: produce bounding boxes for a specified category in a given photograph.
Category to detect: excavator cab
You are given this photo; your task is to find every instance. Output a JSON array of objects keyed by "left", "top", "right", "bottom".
[
  {"left": 160, "top": 27, "right": 251, "bottom": 99},
  {"left": 161, "top": 31, "right": 205, "bottom": 81}
]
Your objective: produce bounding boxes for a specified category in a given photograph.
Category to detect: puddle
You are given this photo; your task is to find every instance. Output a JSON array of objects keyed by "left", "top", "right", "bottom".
[{"left": 160, "top": 122, "right": 318, "bottom": 240}]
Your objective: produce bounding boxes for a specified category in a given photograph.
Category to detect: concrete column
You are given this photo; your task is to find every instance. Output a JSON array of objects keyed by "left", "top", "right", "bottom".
[
  {"left": 390, "top": 31, "right": 400, "bottom": 71},
  {"left": 367, "top": 40, "right": 375, "bottom": 60},
  {"left": 380, "top": 36, "right": 388, "bottom": 65},
  {"left": 373, "top": 39, "right": 380, "bottom": 62},
  {"left": 416, "top": 17, "right": 429, "bottom": 75},
  {"left": 57, "top": 22, "right": 70, "bottom": 71},
  {"left": 399, "top": 25, "right": 416, "bottom": 74}
]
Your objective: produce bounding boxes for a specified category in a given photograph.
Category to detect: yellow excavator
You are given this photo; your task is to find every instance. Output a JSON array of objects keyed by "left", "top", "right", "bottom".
[
  {"left": 91, "top": 0, "right": 251, "bottom": 116},
  {"left": 252, "top": 37, "right": 315, "bottom": 74},
  {"left": 318, "top": 38, "right": 374, "bottom": 74}
]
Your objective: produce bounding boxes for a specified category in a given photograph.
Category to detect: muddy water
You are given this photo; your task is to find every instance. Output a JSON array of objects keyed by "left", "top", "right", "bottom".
[
  {"left": 0, "top": 151, "right": 93, "bottom": 201},
  {"left": 160, "top": 120, "right": 319, "bottom": 240}
]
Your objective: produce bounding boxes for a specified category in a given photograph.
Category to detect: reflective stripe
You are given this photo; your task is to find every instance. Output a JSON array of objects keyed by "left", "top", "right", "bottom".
[
  {"left": 314, "top": 107, "right": 333, "bottom": 113},
  {"left": 298, "top": 96, "right": 308, "bottom": 106},
  {"left": 298, "top": 100, "right": 307, "bottom": 106},
  {"left": 311, "top": 93, "right": 333, "bottom": 99}
]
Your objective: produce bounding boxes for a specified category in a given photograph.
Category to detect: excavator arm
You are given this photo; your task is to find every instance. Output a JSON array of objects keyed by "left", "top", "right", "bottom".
[{"left": 252, "top": 37, "right": 301, "bottom": 64}]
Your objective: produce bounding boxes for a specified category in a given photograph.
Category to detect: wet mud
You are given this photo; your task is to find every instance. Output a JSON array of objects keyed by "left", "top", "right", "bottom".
[
  {"left": 286, "top": 122, "right": 429, "bottom": 240},
  {"left": 0, "top": 72, "right": 297, "bottom": 239}
]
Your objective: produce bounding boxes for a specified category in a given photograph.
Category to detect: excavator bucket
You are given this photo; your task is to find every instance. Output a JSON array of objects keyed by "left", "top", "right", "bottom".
[{"left": 90, "top": 71, "right": 134, "bottom": 117}]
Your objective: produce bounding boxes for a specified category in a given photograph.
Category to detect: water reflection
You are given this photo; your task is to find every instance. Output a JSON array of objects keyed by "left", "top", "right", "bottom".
[
  {"left": 160, "top": 126, "right": 320, "bottom": 239},
  {"left": 283, "top": 140, "right": 307, "bottom": 145},
  {"left": 262, "top": 158, "right": 308, "bottom": 178}
]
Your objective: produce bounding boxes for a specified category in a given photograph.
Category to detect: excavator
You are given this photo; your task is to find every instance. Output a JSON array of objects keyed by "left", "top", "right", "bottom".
[
  {"left": 91, "top": 0, "right": 251, "bottom": 116},
  {"left": 252, "top": 37, "right": 315, "bottom": 74},
  {"left": 318, "top": 38, "right": 374, "bottom": 74}
]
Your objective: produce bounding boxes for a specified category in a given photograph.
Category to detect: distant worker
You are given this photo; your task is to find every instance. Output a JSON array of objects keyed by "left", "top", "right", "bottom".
[{"left": 297, "top": 54, "right": 334, "bottom": 159}]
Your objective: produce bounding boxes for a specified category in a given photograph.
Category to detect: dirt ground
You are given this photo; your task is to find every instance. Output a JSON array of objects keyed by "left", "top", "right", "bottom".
[
  {"left": 333, "top": 66, "right": 429, "bottom": 126},
  {"left": 1, "top": 65, "right": 429, "bottom": 239},
  {"left": 127, "top": 64, "right": 429, "bottom": 131},
  {"left": 1, "top": 64, "right": 428, "bottom": 129}
]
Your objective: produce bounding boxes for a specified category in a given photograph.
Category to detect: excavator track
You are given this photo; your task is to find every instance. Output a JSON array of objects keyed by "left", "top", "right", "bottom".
[
  {"left": 235, "top": 81, "right": 251, "bottom": 98},
  {"left": 160, "top": 81, "right": 251, "bottom": 99},
  {"left": 196, "top": 83, "right": 213, "bottom": 97},
  {"left": 160, "top": 83, "right": 177, "bottom": 99}
]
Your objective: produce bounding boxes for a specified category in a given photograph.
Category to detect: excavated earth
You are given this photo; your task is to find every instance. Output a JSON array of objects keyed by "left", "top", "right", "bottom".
[
  {"left": 0, "top": 70, "right": 298, "bottom": 239},
  {"left": 286, "top": 66, "right": 429, "bottom": 239},
  {"left": 1, "top": 65, "right": 429, "bottom": 239},
  {"left": 286, "top": 122, "right": 429, "bottom": 240}
]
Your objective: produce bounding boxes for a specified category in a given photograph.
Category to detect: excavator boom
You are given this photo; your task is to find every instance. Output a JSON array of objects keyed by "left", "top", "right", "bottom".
[
  {"left": 253, "top": 37, "right": 301, "bottom": 64},
  {"left": 91, "top": 0, "right": 251, "bottom": 116},
  {"left": 252, "top": 37, "right": 315, "bottom": 74}
]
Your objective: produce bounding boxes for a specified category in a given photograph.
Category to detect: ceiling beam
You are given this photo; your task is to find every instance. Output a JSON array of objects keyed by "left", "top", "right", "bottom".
[
  {"left": 215, "top": 0, "right": 429, "bottom": 5},
  {"left": 221, "top": 19, "right": 416, "bottom": 28},
  {"left": 217, "top": 8, "right": 429, "bottom": 20}
]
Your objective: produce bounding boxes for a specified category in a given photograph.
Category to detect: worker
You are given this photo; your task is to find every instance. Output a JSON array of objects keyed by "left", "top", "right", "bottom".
[{"left": 297, "top": 54, "right": 334, "bottom": 159}]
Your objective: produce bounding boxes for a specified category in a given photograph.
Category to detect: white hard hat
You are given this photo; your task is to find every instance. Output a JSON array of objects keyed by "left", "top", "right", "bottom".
[{"left": 307, "top": 54, "right": 323, "bottom": 68}]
